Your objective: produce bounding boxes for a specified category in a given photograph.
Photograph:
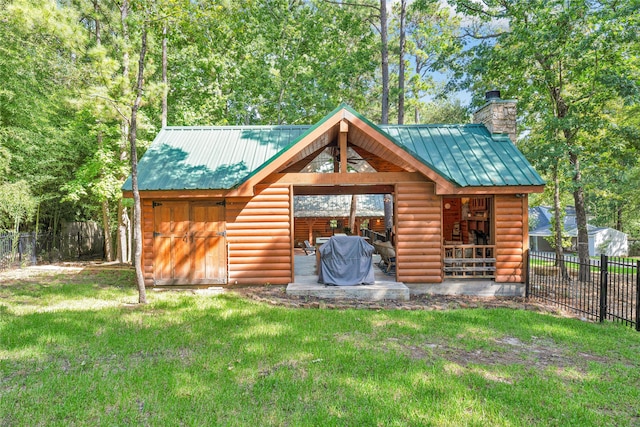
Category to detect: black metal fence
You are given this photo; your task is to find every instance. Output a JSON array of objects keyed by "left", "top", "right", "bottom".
[
  {"left": 527, "top": 251, "right": 640, "bottom": 331},
  {"left": 0, "top": 233, "right": 37, "bottom": 269},
  {"left": 0, "top": 231, "right": 104, "bottom": 270}
]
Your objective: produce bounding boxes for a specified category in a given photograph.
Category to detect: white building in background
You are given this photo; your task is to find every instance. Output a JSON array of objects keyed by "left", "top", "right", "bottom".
[{"left": 529, "top": 206, "right": 628, "bottom": 257}]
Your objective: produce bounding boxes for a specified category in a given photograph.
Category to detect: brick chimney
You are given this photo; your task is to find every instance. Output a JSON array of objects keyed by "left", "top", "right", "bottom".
[{"left": 473, "top": 91, "right": 517, "bottom": 144}]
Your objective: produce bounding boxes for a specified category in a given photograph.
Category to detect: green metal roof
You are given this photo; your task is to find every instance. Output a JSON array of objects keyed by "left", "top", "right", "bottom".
[
  {"left": 123, "top": 105, "right": 544, "bottom": 191},
  {"left": 381, "top": 124, "right": 544, "bottom": 187},
  {"left": 123, "top": 125, "right": 310, "bottom": 191}
]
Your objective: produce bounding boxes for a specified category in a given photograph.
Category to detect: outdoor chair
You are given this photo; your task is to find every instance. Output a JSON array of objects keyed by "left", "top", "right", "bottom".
[
  {"left": 373, "top": 240, "right": 396, "bottom": 274},
  {"left": 300, "top": 240, "right": 316, "bottom": 256}
]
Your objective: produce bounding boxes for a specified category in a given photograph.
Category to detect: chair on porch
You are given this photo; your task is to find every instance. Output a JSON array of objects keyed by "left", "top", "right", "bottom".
[
  {"left": 299, "top": 240, "right": 316, "bottom": 256},
  {"left": 373, "top": 240, "right": 396, "bottom": 274}
]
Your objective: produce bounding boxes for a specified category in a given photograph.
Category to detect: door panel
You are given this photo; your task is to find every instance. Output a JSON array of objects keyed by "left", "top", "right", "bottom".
[
  {"left": 153, "top": 201, "right": 226, "bottom": 285},
  {"left": 154, "top": 202, "right": 190, "bottom": 284},
  {"left": 191, "top": 203, "right": 226, "bottom": 283}
]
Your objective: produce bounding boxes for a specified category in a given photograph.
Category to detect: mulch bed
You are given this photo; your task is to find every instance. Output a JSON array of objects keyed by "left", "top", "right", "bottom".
[{"left": 230, "top": 285, "right": 576, "bottom": 318}]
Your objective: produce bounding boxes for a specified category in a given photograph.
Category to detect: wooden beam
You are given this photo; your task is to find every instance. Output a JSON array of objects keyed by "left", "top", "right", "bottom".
[
  {"left": 294, "top": 185, "right": 395, "bottom": 195},
  {"left": 440, "top": 185, "right": 545, "bottom": 195},
  {"left": 124, "top": 183, "right": 545, "bottom": 200},
  {"left": 264, "top": 171, "right": 429, "bottom": 186},
  {"left": 123, "top": 189, "right": 230, "bottom": 199},
  {"left": 339, "top": 122, "right": 347, "bottom": 173}
]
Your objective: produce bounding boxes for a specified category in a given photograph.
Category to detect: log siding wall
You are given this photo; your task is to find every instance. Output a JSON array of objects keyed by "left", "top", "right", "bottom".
[
  {"left": 494, "top": 194, "right": 526, "bottom": 282},
  {"left": 395, "top": 182, "right": 442, "bottom": 283},
  {"left": 226, "top": 184, "right": 293, "bottom": 285}
]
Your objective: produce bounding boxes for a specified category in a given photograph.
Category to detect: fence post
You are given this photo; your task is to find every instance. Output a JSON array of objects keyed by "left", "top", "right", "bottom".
[
  {"left": 636, "top": 260, "right": 640, "bottom": 332},
  {"left": 31, "top": 232, "right": 37, "bottom": 264},
  {"left": 525, "top": 249, "right": 530, "bottom": 298},
  {"left": 18, "top": 236, "right": 23, "bottom": 264},
  {"left": 599, "top": 254, "right": 608, "bottom": 323}
]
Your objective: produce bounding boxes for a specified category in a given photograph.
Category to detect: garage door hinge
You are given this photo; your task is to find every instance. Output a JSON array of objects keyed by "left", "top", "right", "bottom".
[
  {"left": 216, "top": 200, "right": 226, "bottom": 206},
  {"left": 153, "top": 232, "right": 161, "bottom": 238},
  {"left": 153, "top": 201, "right": 163, "bottom": 207},
  {"left": 216, "top": 231, "right": 226, "bottom": 237}
]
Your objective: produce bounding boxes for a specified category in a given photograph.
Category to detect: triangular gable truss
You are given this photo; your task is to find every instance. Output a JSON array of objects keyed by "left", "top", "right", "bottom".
[{"left": 228, "top": 106, "right": 456, "bottom": 197}]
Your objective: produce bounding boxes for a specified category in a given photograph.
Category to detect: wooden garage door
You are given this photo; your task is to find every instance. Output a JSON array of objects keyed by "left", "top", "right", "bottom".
[
  {"left": 153, "top": 201, "right": 227, "bottom": 285},
  {"left": 191, "top": 202, "right": 226, "bottom": 283}
]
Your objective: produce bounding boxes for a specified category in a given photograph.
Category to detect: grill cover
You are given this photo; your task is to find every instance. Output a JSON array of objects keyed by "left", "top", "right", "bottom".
[{"left": 318, "top": 236, "right": 375, "bottom": 286}]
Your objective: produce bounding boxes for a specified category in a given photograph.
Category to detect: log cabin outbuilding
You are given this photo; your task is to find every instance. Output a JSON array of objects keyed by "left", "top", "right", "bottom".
[{"left": 123, "top": 95, "right": 544, "bottom": 289}]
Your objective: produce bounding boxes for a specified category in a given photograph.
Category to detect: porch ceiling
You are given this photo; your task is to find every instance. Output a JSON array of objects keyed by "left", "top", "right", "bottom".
[{"left": 281, "top": 123, "right": 339, "bottom": 169}]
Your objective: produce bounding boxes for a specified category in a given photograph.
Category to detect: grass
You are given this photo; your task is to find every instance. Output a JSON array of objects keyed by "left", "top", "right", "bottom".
[{"left": 2, "top": 267, "right": 640, "bottom": 426}]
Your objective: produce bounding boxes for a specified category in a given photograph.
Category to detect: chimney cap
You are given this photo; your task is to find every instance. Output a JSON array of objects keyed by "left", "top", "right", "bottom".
[{"left": 485, "top": 90, "right": 501, "bottom": 100}]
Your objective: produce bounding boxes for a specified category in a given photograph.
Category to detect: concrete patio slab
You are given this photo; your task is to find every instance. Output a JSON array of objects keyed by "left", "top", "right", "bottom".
[
  {"left": 291, "top": 255, "right": 523, "bottom": 299},
  {"left": 406, "top": 280, "right": 524, "bottom": 297},
  {"left": 286, "top": 278, "right": 410, "bottom": 301}
]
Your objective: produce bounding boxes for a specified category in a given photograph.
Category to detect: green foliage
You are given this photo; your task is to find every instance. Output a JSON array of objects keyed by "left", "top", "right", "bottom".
[
  {"left": 1, "top": 0, "right": 638, "bottom": 239},
  {"left": 164, "top": 0, "right": 379, "bottom": 126},
  {"left": 448, "top": 0, "right": 640, "bottom": 239},
  {"left": 417, "top": 98, "right": 471, "bottom": 124},
  {"left": 0, "top": 0, "right": 94, "bottom": 228},
  {"left": 0, "top": 180, "right": 38, "bottom": 231}
]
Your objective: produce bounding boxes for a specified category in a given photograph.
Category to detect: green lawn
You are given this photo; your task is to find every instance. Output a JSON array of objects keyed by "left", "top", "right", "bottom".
[{"left": 1, "top": 268, "right": 640, "bottom": 426}]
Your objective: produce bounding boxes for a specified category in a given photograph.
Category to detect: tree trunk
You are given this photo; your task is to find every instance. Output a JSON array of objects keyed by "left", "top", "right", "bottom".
[
  {"left": 102, "top": 200, "right": 113, "bottom": 262},
  {"left": 127, "top": 205, "right": 132, "bottom": 263},
  {"left": 348, "top": 194, "right": 357, "bottom": 234},
  {"left": 120, "top": 0, "right": 130, "bottom": 155},
  {"left": 161, "top": 23, "right": 168, "bottom": 128},
  {"left": 120, "top": 0, "right": 129, "bottom": 82},
  {"left": 616, "top": 204, "right": 623, "bottom": 231},
  {"left": 384, "top": 194, "right": 393, "bottom": 239},
  {"left": 52, "top": 205, "right": 59, "bottom": 252},
  {"left": 380, "top": 0, "right": 389, "bottom": 124},
  {"left": 130, "top": 25, "right": 148, "bottom": 304},
  {"left": 93, "top": 0, "right": 101, "bottom": 45},
  {"left": 397, "top": 0, "right": 406, "bottom": 125},
  {"left": 571, "top": 151, "right": 590, "bottom": 282},
  {"left": 116, "top": 200, "right": 129, "bottom": 263},
  {"left": 116, "top": 0, "right": 131, "bottom": 265},
  {"left": 96, "top": 127, "right": 113, "bottom": 262},
  {"left": 552, "top": 162, "right": 569, "bottom": 282}
]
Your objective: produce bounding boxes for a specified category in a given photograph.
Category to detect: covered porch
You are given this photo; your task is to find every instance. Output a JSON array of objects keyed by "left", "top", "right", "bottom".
[
  {"left": 287, "top": 251, "right": 523, "bottom": 299},
  {"left": 288, "top": 250, "right": 409, "bottom": 301}
]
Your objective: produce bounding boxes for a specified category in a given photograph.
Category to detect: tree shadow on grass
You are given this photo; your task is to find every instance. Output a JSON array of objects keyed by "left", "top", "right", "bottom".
[{"left": 1, "top": 285, "right": 639, "bottom": 425}]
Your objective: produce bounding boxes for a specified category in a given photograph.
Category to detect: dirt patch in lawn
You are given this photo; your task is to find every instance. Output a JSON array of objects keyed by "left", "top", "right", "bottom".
[
  {"left": 0, "top": 263, "right": 135, "bottom": 291},
  {"left": 427, "top": 335, "right": 610, "bottom": 371},
  {"left": 338, "top": 330, "right": 614, "bottom": 383}
]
